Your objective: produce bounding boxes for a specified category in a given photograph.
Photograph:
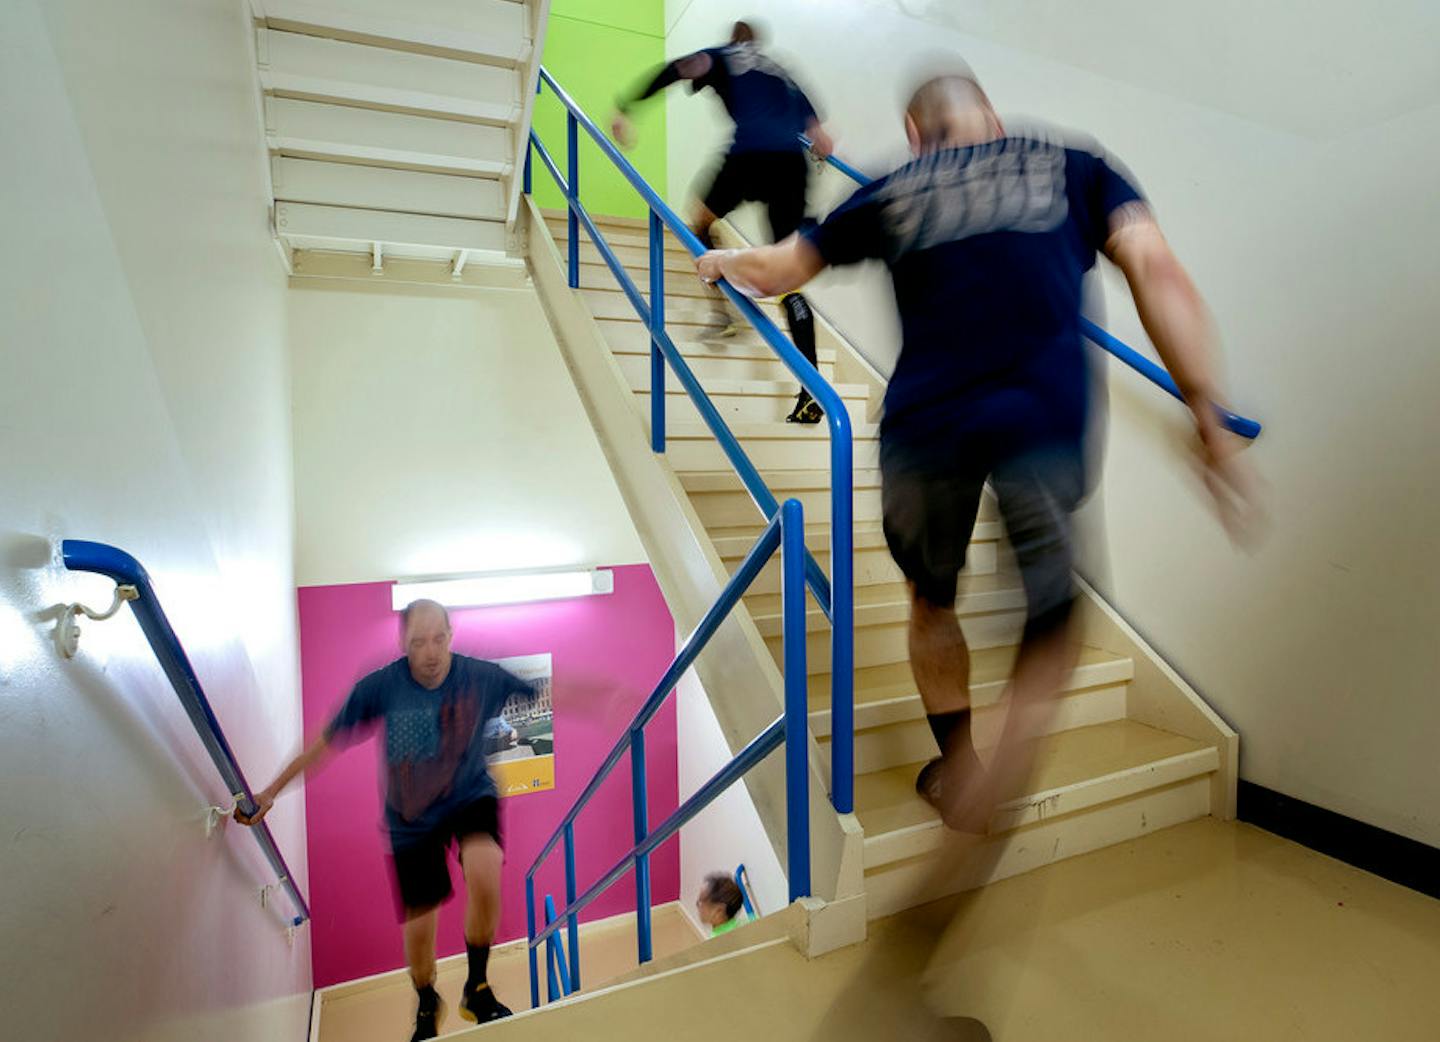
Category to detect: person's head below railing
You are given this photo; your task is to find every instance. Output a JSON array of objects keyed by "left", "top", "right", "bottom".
[
  {"left": 695, "top": 56, "right": 1262, "bottom": 830},
  {"left": 697, "top": 871, "right": 747, "bottom": 937},
  {"left": 236, "top": 597, "right": 534, "bottom": 1039},
  {"left": 609, "top": 17, "right": 835, "bottom": 424}
]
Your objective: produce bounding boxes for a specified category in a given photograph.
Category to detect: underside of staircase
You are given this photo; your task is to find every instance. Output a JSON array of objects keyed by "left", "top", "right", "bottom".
[{"left": 524, "top": 200, "right": 1239, "bottom": 946}]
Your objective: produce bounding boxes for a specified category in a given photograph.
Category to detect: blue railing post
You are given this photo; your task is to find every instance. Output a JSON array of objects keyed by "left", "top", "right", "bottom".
[
  {"left": 631, "top": 726, "right": 653, "bottom": 964},
  {"left": 543, "top": 895, "right": 570, "bottom": 1000},
  {"left": 526, "top": 875, "right": 540, "bottom": 1009},
  {"left": 566, "top": 111, "right": 579, "bottom": 288},
  {"left": 523, "top": 140, "right": 532, "bottom": 196},
  {"left": 780, "top": 499, "right": 812, "bottom": 901},
  {"left": 563, "top": 822, "right": 581, "bottom": 991},
  {"left": 649, "top": 208, "right": 666, "bottom": 453},
  {"left": 829, "top": 464, "right": 855, "bottom": 814}
]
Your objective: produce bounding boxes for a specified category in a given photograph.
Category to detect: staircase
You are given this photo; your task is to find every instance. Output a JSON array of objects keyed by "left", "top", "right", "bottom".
[
  {"left": 248, "top": 0, "right": 548, "bottom": 277},
  {"left": 528, "top": 204, "right": 1238, "bottom": 929}
]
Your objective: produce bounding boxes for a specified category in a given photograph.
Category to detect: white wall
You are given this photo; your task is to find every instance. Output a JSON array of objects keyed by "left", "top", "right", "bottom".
[
  {"left": 676, "top": 653, "right": 789, "bottom": 930},
  {"left": 1, "top": 1, "right": 309, "bottom": 1040},
  {"left": 665, "top": 1, "right": 1440, "bottom": 845},
  {"left": 288, "top": 278, "right": 647, "bottom": 586}
]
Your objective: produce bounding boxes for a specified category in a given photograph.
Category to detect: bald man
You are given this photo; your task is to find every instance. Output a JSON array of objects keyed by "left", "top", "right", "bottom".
[
  {"left": 238, "top": 599, "right": 532, "bottom": 1039},
  {"left": 698, "top": 70, "right": 1253, "bottom": 833}
]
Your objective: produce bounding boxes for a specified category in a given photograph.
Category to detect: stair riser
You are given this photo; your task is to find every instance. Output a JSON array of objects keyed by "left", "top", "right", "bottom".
[
  {"left": 546, "top": 221, "right": 689, "bottom": 253},
  {"left": 817, "top": 683, "right": 1128, "bottom": 776},
  {"left": 613, "top": 350, "right": 836, "bottom": 388},
  {"left": 636, "top": 390, "right": 867, "bottom": 426},
  {"left": 754, "top": 586, "right": 1026, "bottom": 638},
  {"left": 596, "top": 316, "right": 826, "bottom": 359},
  {"left": 583, "top": 288, "right": 787, "bottom": 326},
  {"left": 692, "top": 487, "right": 881, "bottom": 529},
  {"left": 578, "top": 262, "right": 726, "bottom": 300},
  {"left": 728, "top": 540, "right": 997, "bottom": 597},
  {"left": 861, "top": 776, "right": 1213, "bottom": 920},
  {"left": 772, "top": 611, "right": 1025, "bottom": 672},
  {"left": 551, "top": 237, "right": 693, "bottom": 273},
  {"left": 667, "top": 437, "right": 881, "bottom": 472}
]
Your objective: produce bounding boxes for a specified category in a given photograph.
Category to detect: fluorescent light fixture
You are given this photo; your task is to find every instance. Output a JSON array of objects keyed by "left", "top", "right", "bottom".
[{"left": 391, "top": 569, "right": 614, "bottom": 611}]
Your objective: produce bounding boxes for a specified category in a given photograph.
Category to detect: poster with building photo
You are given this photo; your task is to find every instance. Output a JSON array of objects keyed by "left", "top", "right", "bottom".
[{"left": 487, "top": 653, "right": 555, "bottom": 797}]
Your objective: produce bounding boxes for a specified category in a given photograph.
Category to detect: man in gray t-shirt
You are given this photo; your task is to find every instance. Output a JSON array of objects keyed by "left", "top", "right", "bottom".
[{"left": 238, "top": 598, "right": 528, "bottom": 1038}]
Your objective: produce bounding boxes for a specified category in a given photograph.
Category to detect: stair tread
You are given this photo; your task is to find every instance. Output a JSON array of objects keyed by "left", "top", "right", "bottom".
[
  {"left": 681, "top": 468, "right": 882, "bottom": 492},
  {"left": 709, "top": 519, "right": 1002, "bottom": 555},
  {"left": 810, "top": 645, "right": 1131, "bottom": 709},
  {"left": 635, "top": 378, "right": 869, "bottom": 399},
  {"left": 606, "top": 334, "right": 837, "bottom": 363},
  {"left": 854, "top": 720, "right": 1209, "bottom": 840},
  {"left": 666, "top": 420, "right": 880, "bottom": 441},
  {"left": 746, "top": 571, "right": 1021, "bottom": 621}
]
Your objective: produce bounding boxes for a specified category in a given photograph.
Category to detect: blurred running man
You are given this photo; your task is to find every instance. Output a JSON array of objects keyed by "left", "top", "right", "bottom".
[
  {"left": 612, "top": 20, "right": 835, "bottom": 423},
  {"left": 237, "top": 599, "right": 531, "bottom": 1040},
  {"left": 697, "top": 68, "right": 1255, "bottom": 833}
]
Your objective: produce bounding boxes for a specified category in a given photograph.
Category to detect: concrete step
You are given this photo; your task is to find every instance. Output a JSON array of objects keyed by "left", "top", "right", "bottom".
[
  {"left": 681, "top": 468, "right": 1000, "bottom": 531},
  {"left": 635, "top": 380, "right": 869, "bottom": 426},
  {"left": 857, "top": 720, "right": 1218, "bottom": 918},
  {"left": 753, "top": 574, "right": 1028, "bottom": 672},
  {"left": 662, "top": 420, "right": 881, "bottom": 472},
  {"left": 614, "top": 349, "right": 836, "bottom": 389},
  {"left": 581, "top": 286, "right": 788, "bottom": 328},
  {"left": 813, "top": 646, "right": 1134, "bottom": 776}
]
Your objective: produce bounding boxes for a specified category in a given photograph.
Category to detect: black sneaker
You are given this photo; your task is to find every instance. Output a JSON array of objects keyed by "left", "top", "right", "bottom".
[
  {"left": 786, "top": 395, "right": 823, "bottom": 424},
  {"left": 410, "top": 994, "right": 445, "bottom": 1042},
  {"left": 459, "top": 983, "right": 513, "bottom": 1024}
]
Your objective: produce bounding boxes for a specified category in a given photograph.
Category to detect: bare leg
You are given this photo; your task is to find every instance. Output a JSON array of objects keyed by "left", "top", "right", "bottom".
[
  {"left": 403, "top": 908, "right": 439, "bottom": 989},
  {"left": 909, "top": 586, "right": 971, "bottom": 716},
  {"left": 459, "top": 834, "right": 504, "bottom": 947},
  {"left": 691, "top": 202, "right": 739, "bottom": 338}
]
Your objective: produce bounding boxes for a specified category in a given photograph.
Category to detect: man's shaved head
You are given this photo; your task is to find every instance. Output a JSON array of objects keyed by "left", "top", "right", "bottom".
[{"left": 904, "top": 68, "right": 1002, "bottom": 152}]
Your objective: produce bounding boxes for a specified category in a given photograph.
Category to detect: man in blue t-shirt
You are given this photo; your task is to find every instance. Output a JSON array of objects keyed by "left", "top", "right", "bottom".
[
  {"left": 237, "top": 598, "right": 531, "bottom": 1039},
  {"left": 612, "top": 20, "right": 835, "bottom": 423},
  {"left": 697, "top": 70, "right": 1254, "bottom": 834}
]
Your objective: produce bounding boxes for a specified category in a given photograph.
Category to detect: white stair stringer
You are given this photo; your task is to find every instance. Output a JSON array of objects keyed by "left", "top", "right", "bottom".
[{"left": 522, "top": 198, "right": 869, "bottom": 956}]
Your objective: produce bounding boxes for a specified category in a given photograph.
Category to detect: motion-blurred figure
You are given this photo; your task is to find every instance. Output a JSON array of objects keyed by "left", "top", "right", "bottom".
[
  {"left": 698, "top": 67, "right": 1254, "bottom": 841},
  {"left": 237, "top": 599, "right": 533, "bottom": 1040},
  {"left": 612, "top": 20, "right": 834, "bottom": 422}
]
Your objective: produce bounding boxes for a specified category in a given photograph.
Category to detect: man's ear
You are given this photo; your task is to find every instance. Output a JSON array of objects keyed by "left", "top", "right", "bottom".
[{"left": 904, "top": 112, "right": 921, "bottom": 157}]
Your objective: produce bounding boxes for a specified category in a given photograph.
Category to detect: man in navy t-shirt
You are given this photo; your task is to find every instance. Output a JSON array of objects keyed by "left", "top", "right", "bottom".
[
  {"left": 612, "top": 20, "right": 835, "bottom": 423},
  {"left": 237, "top": 598, "right": 531, "bottom": 1038},
  {"left": 697, "top": 70, "right": 1253, "bottom": 833}
]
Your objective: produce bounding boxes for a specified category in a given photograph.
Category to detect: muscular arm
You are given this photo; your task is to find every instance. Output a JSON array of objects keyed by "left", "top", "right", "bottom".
[
  {"left": 696, "top": 234, "right": 827, "bottom": 299},
  {"left": 1105, "top": 213, "right": 1222, "bottom": 437},
  {"left": 234, "top": 732, "right": 332, "bottom": 826},
  {"left": 618, "top": 52, "right": 714, "bottom": 113}
]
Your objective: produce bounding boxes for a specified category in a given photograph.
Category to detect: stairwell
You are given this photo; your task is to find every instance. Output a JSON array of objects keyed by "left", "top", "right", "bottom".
[{"left": 527, "top": 204, "right": 1238, "bottom": 932}]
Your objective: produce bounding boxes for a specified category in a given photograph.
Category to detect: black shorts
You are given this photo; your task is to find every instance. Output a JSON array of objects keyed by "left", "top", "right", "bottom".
[
  {"left": 389, "top": 797, "right": 503, "bottom": 917},
  {"left": 880, "top": 438, "right": 1086, "bottom": 635},
  {"left": 700, "top": 150, "right": 810, "bottom": 240}
]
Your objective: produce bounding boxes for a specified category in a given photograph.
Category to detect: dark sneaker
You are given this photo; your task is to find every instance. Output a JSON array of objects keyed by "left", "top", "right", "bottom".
[
  {"left": 786, "top": 395, "right": 823, "bottom": 424},
  {"left": 410, "top": 995, "right": 445, "bottom": 1042},
  {"left": 459, "top": 984, "right": 513, "bottom": 1024},
  {"left": 915, "top": 756, "right": 945, "bottom": 808}
]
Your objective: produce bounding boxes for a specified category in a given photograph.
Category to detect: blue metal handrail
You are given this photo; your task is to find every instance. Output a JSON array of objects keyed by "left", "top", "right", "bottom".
[
  {"left": 734, "top": 862, "right": 758, "bottom": 920},
  {"left": 801, "top": 136, "right": 1263, "bottom": 440},
  {"left": 60, "top": 540, "right": 310, "bottom": 927},
  {"left": 543, "top": 894, "right": 574, "bottom": 1001},
  {"left": 529, "top": 66, "right": 854, "bottom": 816},
  {"left": 523, "top": 500, "right": 811, "bottom": 1009}
]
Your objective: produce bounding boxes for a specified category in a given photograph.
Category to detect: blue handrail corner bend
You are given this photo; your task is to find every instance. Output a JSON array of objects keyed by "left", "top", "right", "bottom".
[{"left": 60, "top": 539, "right": 311, "bottom": 927}]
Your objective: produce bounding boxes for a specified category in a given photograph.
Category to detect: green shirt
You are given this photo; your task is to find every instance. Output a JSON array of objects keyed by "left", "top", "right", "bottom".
[{"left": 711, "top": 917, "right": 741, "bottom": 936}]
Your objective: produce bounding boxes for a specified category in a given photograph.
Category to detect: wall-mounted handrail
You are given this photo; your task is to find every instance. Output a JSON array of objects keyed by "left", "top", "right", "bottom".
[
  {"left": 60, "top": 540, "right": 310, "bottom": 927},
  {"left": 523, "top": 500, "right": 811, "bottom": 1009},
  {"left": 528, "top": 65, "right": 854, "bottom": 817},
  {"left": 800, "top": 135, "right": 1263, "bottom": 440}
]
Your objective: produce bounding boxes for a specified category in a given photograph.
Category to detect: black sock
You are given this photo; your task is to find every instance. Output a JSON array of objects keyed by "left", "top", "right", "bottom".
[
  {"left": 416, "top": 984, "right": 439, "bottom": 1013},
  {"left": 466, "top": 943, "right": 491, "bottom": 993},
  {"left": 927, "top": 709, "right": 974, "bottom": 761},
  {"left": 780, "top": 292, "right": 817, "bottom": 367}
]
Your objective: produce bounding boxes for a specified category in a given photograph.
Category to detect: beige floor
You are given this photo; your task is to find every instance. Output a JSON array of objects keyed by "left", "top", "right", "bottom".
[
  {"left": 471, "top": 818, "right": 1440, "bottom": 1042},
  {"left": 317, "top": 904, "right": 704, "bottom": 1042}
]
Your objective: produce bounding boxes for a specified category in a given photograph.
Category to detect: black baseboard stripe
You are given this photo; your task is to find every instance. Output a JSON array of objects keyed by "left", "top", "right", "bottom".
[{"left": 1237, "top": 780, "right": 1439, "bottom": 900}]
